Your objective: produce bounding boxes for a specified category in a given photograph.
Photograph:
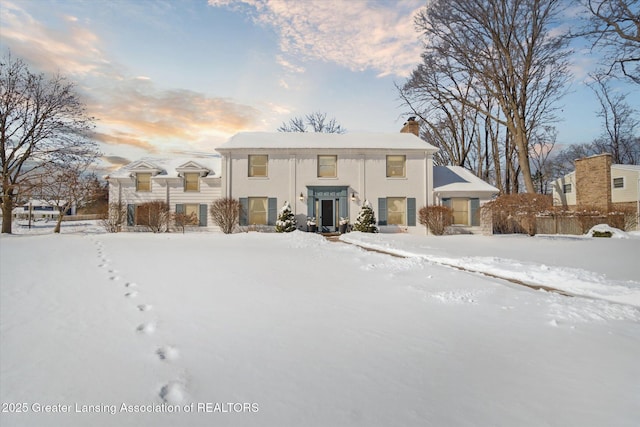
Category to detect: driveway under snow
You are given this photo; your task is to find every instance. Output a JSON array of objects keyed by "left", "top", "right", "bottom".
[{"left": 1, "top": 229, "right": 639, "bottom": 427}]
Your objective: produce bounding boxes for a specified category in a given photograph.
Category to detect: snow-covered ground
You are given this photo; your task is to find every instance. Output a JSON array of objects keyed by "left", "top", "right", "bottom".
[{"left": 1, "top": 224, "right": 639, "bottom": 426}]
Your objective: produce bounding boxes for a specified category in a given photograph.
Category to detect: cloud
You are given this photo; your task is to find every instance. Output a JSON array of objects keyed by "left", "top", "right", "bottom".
[
  {"left": 0, "top": 1, "right": 114, "bottom": 77},
  {"left": 89, "top": 77, "right": 262, "bottom": 148},
  {"left": 102, "top": 155, "right": 133, "bottom": 168},
  {"left": 1, "top": 2, "right": 263, "bottom": 154},
  {"left": 93, "top": 131, "right": 157, "bottom": 152},
  {"left": 208, "top": 0, "right": 424, "bottom": 77}
]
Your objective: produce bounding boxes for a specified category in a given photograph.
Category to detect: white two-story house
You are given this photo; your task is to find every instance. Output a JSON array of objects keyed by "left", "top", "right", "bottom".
[
  {"left": 106, "top": 157, "right": 222, "bottom": 230},
  {"left": 216, "top": 131, "right": 440, "bottom": 233}
]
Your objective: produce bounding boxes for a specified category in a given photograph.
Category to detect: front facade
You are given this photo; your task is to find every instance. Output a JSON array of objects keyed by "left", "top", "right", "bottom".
[
  {"left": 216, "top": 132, "right": 438, "bottom": 233},
  {"left": 106, "top": 157, "right": 222, "bottom": 231},
  {"left": 552, "top": 153, "right": 640, "bottom": 212}
]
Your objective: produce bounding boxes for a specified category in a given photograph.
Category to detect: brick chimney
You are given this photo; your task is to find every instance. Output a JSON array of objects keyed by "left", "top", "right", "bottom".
[
  {"left": 575, "top": 153, "right": 611, "bottom": 213},
  {"left": 400, "top": 116, "right": 419, "bottom": 136}
]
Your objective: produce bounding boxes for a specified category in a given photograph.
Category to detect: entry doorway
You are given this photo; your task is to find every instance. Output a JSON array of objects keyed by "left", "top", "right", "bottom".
[{"left": 316, "top": 198, "right": 340, "bottom": 232}]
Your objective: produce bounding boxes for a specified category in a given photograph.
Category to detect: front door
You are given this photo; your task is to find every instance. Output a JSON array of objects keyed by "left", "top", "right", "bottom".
[{"left": 320, "top": 199, "right": 334, "bottom": 232}]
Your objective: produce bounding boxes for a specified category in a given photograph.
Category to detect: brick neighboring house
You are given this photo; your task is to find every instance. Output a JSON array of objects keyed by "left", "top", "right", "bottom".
[{"left": 551, "top": 153, "right": 640, "bottom": 215}]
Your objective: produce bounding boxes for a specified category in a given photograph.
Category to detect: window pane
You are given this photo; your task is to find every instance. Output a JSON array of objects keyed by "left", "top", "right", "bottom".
[
  {"left": 451, "top": 198, "right": 469, "bottom": 225},
  {"left": 318, "top": 155, "right": 337, "bottom": 177},
  {"left": 387, "top": 155, "right": 406, "bottom": 177},
  {"left": 563, "top": 184, "right": 572, "bottom": 193},
  {"left": 136, "top": 173, "right": 151, "bottom": 192},
  {"left": 249, "top": 155, "right": 268, "bottom": 177},
  {"left": 136, "top": 204, "right": 150, "bottom": 225},
  {"left": 249, "top": 197, "right": 267, "bottom": 225},
  {"left": 613, "top": 177, "right": 624, "bottom": 188},
  {"left": 185, "top": 204, "right": 199, "bottom": 220},
  {"left": 387, "top": 197, "right": 406, "bottom": 225},
  {"left": 184, "top": 173, "right": 199, "bottom": 192}
]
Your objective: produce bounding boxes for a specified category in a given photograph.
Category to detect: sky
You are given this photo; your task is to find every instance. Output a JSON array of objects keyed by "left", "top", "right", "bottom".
[{"left": 1, "top": 0, "right": 638, "bottom": 172}]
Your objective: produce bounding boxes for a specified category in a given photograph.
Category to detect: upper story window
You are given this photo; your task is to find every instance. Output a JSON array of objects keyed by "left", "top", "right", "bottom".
[
  {"left": 563, "top": 183, "right": 572, "bottom": 193},
  {"left": 136, "top": 173, "right": 151, "bottom": 192},
  {"left": 386, "top": 155, "right": 406, "bottom": 178},
  {"left": 184, "top": 172, "right": 200, "bottom": 192},
  {"left": 248, "top": 155, "right": 268, "bottom": 177},
  {"left": 318, "top": 155, "right": 337, "bottom": 178},
  {"left": 613, "top": 177, "right": 624, "bottom": 189}
]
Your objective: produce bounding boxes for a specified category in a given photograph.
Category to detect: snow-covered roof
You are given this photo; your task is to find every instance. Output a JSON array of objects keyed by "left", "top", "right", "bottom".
[
  {"left": 106, "top": 156, "right": 222, "bottom": 179},
  {"left": 433, "top": 166, "right": 499, "bottom": 194},
  {"left": 217, "top": 132, "right": 439, "bottom": 152}
]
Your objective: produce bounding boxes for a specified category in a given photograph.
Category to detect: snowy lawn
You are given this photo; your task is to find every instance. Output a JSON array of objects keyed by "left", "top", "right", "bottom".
[{"left": 1, "top": 228, "right": 639, "bottom": 427}]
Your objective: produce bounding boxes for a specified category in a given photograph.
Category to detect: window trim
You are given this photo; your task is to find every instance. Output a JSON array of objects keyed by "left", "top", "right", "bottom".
[
  {"left": 136, "top": 173, "right": 152, "bottom": 192},
  {"left": 317, "top": 155, "right": 338, "bottom": 178},
  {"left": 613, "top": 177, "right": 624, "bottom": 189},
  {"left": 184, "top": 172, "right": 200, "bottom": 192},
  {"left": 386, "top": 155, "right": 406, "bottom": 178},
  {"left": 248, "top": 155, "right": 268, "bottom": 178}
]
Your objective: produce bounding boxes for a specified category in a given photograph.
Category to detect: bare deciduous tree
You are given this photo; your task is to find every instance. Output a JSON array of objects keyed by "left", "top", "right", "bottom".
[
  {"left": 210, "top": 197, "right": 241, "bottom": 234},
  {"left": 582, "top": 0, "right": 640, "bottom": 83},
  {"left": 529, "top": 126, "right": 558, "bottom": 194},
  {"left": 410, "top": 0, "right": 571, "bottom": 193},
  {"left": 1, "top": 52, "right": 97, "bottom": 233},
  {"left": 397, "top": 61, "right": 482, "bottom": 169},
  {"left": 278, "top": 112, "right": 346, "bottom": 134},
  {"left": 588, "top": 73, "right": 639, "bottom": 164},
  {"left": 37, "top": 159, "right": 100, "bottom": 233},
  {"left": 173, "top": 211, "right": 198, "bottom": 233},
  {"left": 102, "top": 201, "right": 126, "bottom": 233}
]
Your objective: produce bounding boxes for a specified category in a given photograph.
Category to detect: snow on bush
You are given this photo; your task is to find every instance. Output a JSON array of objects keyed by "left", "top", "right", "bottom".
[
  {"left": 275, "top": 201, "right": 296, "bottom": 232},
  {"left": 353, "top": 200, "right": 378, "bottom": 233},
  {"left": 586, "top": 224, "right": 629, "bottom": 239}
]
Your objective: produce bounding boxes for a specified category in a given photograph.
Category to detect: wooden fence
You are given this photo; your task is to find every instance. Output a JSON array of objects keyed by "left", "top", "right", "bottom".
[
  {"left": 535, "top": 214, "right": 623, "bottom": 235},
  {"left": 61, "top": 214, "right": 103, "bottom": 221}
]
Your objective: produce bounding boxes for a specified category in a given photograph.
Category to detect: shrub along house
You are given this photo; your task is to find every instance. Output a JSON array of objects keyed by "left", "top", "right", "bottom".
[{"left": 105, "top": 157, "right": 221, "bottom": 230}]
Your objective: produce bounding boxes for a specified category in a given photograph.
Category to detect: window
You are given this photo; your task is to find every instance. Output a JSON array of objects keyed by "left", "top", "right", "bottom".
[
  {"left": 387, "top": 197, "right": 406, "bottom": 225},
  {"left": 318, "top": 155, "right": 337, "bottom": 178},
  {"left": 563, "top": 183, "right": 572, "bottom": 193},
  {"left": 248, "top": 155, "right": 268, "bottom": 177},
  {"left": 185, "top": 204, "right": 200, "bottom": 221},
  {"left": 451, "top": 198, "right": 469, "bottom": 225},
  {"left": 135, "top": 204, "right": 150, "bottom": 225},
  {"left": 386, "top": 155, "right": 406, "bottom": 178},
  {"left": 248, "top": 197, "right": 268, "bottom": 225},
  {"left": 613, "top": 177, "right": 624, "bottom": 189},
  {"left": 184, "top": 173, "right": 200, "bottom": 192},
  {"left": 136, "top": 173, "right": 151, "bottom": 192}
]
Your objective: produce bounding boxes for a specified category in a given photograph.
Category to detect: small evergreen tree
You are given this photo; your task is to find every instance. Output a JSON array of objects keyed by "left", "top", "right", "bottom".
[
  {"left": 353, "top": 200, "right": 378, "bottom": 233},
  {"left": 275, "top": 201, "right": 297, "bottom": 232}
]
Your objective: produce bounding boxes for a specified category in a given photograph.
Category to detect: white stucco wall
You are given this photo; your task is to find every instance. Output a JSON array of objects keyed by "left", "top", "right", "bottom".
[
  {"left": 551, "top": 172, "right": 577, "bottom": 207},
  {"left": 611, "top": 167, "right": 640, "bottom": 204},
  {"left": 220, "top": 148, "right": 433, "bottom": 233}
]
